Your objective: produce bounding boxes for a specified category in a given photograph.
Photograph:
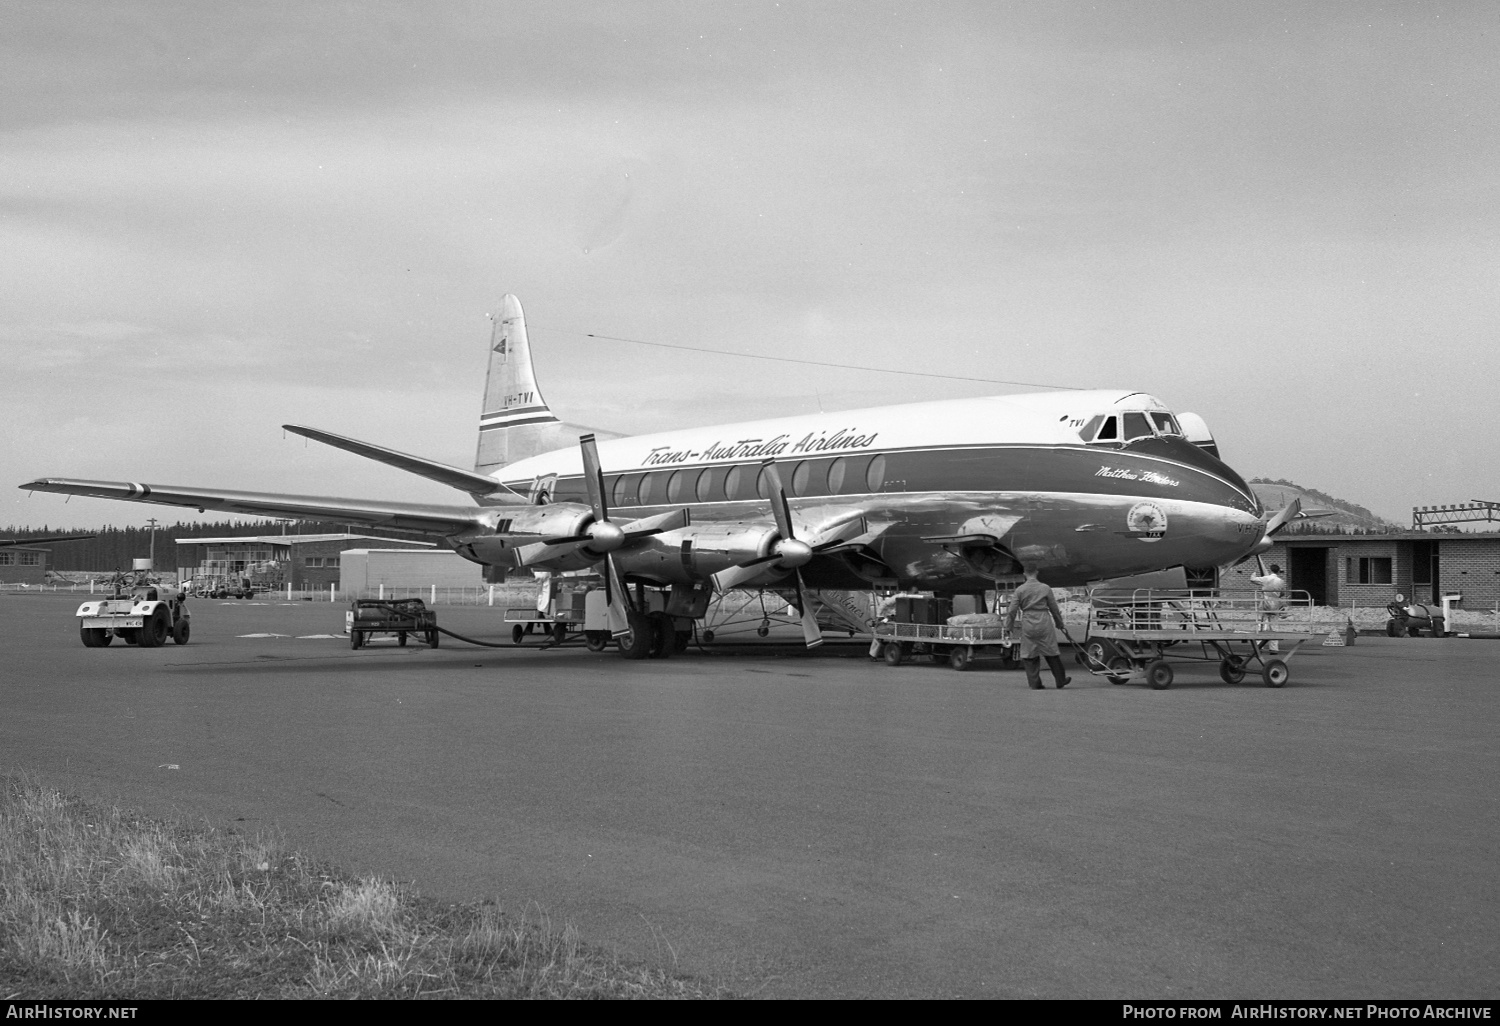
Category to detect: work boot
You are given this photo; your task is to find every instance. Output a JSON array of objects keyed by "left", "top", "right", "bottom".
[{"left": 1045, "top": 655, "right": 1070, "bottom": 688}]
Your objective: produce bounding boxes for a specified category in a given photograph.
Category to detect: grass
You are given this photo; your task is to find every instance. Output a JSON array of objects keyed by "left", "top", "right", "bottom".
[{"left": 0, "top": 776, "right": 724, "bottom": 999}]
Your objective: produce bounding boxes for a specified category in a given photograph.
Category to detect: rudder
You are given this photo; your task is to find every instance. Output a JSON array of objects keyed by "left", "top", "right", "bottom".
[{"left": 475, "top": 294, "right": 578, "bottom": 476}]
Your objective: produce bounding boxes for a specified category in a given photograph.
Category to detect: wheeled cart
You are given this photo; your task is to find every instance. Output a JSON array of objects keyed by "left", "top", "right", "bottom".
[
  {"left": 871, "top": 621, "right": 1018, "bottom": 671},
  {"left": 1080, "top": 587, "right": 1327, "bottom": 689},
  {"left": 347, "top": 598, "right": 439, "bottom": 649}
]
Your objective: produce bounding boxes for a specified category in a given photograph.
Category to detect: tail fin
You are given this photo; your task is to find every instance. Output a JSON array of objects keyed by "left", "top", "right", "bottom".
[{"left": 475, "top": 294, "right": 587, "bottom": 476}]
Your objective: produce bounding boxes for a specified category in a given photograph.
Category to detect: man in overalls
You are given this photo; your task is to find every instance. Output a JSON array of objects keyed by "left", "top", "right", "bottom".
[{"left": 1004, "top": 565, "right": 1071, "bottom": 689}]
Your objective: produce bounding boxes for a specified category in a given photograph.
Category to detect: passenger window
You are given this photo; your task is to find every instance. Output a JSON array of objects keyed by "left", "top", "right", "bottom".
[
  {"left": 666, "top": 470, "right": 688, "bottom": 504},
  {"left": 611, "top": 475, "right": 633, "bottom": 508},
  {"left": 724, "top": 465, "right": 745, "bottom": 499},
  {"left": 827, "top": 457, "right": 849, "bottom": 494},
  {"left": 790, "top": 460, "right": 810, "bottom": 495},
  {"left": 1095, "top": 417, "right": 1118, "bottom": 441},
  {"left": 756, "top": 465, "right": 775, "bottom": 499},
  {"left": 694, "top": 467, "right": 719, "bottom": 503},
  {"left": 637, "top": 473, "right": 657, "bottom": 506},
  {"left": 865, "top": 454, "right": 886, "bottom": 491}
]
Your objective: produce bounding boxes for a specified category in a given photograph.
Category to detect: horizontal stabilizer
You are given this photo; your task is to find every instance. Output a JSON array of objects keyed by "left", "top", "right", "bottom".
[
  {"left": 0, "top": 534, "right": 95, "bottom": 548},
  {"left": 20, "top": 478, "right": 488, "bottom": 536},
  {"left": 284, "top": 424, "right": 528, "bottom": 503}
]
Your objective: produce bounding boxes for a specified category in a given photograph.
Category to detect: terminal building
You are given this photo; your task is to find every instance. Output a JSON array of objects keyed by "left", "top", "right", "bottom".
[
  {"left": 0, "top": 545, "right": 50, "bottom": 585},
  {"left": 174, "top": 533, "right": 435, "bottom": 592},
  {"left": 1223, "top": 532, "right": 1500, "bottom": 609}
]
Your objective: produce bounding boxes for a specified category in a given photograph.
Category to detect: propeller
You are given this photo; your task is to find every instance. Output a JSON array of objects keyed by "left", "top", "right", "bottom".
[
  {"left": 578, "top": 434, "right": 634, "bottom": 636},
  {"left": 711, "top": 459, "right": 865, "bottom": 648},
  {"left": 1231, "top": 497, "right": 1303, "bottom": 567}
]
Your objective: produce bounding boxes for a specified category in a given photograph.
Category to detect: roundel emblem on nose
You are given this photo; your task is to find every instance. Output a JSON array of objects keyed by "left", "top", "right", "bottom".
[{"left": 1127, "top": 501, "right": 1168, "bottom": 542}]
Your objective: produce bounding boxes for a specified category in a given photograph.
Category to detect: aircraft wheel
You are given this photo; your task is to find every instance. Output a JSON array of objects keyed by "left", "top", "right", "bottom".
[
  {"left": 647, "top": 613, "right": 673, "bottom": 659},
  {"left": 701, "top": 629, "right": 715, "bottom": 644},
  {"left": 172, "top": 620, "right": 190, "bottom": 645},
  {"left": 616, "top": 611, "right": 653, "bottom": 660},
  {"left": 1262, "top": 658, "right": 1289, "bottom": 688},
  {"left": 883, "top": 642, "right": 904, "bottom": 667},
  {"left": 584, "top": 631, "right": 609, "bottom": 652},
  {"left": 949, "top": 647, "right": 972, "bottom": 671},
  {"left": 1146, "top": 659, "right": 1173, "bottom": 690},
  {"left": 1218, "top": 658, "right": 1245, "bottom": 684},
  {"left": 1106, "top": 656, "right": 1132, "bottom": 685},
  {"left": 138, "top": 609, "right": 168, "bottom": 648},
  {"left": 511, "top": 624, "right": 526, "bottom": 646}
]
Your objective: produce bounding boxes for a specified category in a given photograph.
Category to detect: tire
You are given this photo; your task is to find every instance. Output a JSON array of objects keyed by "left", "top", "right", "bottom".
[
  {"left": 1262, "top": 658, "right": 1289, "bottom": 688},
  {"left": 949, "top": 647, "right": 972, "bottom": 671},
  {"left": 1106, "top": 656, "right": 1131, "bottom": 685},
  {"left": 1218, "top": 658, "right": 1245, "bottom": 684},
  {"left": 616, "top": 610, "right": 653, "bottom": 660},
  {"left": 350, "top": 630, "right": 363, "bottom": 650},
  {"left": 552, "top": 622, "right": 568, "bottom": 645},
  {"left": 673, "top": 630, "right": 692, "bottom": 653},
  {"left": 138, "top": 609, "right": 168, "bottom": 648},
  {"left": 647, "top": 613, "right": 673, "bottom": 659},
  {"left": 883, "top": 642, "right": 904, "bottom": 666},
  {"left": 756, "top": 626, "right": 769, "bottom": 638},
  {"left": 398, "top": 631, "right": 408, "bottom": 647},
  {"left": 121, "top": 629, "right": 139, "bottom": 645},
  {"left": 1146, "top": 659, "right": 1173, "bottom": 690},
  {"left": 80, "top": 623, "right": 106, "bottom": 648},
  {"left": 245, "top": 592, "right": 254, "bottom": 600},
  {"left": 702, "top": 629, "right": 715, "bottom": 644},
  {"left": 1085, "top": 641, "right": 1109, "bottom": 668},
  {"left": 1385, "top": 619, "right": 1400, "bottom": 638},
  {"left": 428, "top": 630, "right": 439, "bottom": 648},
  {"left": 172, "top": 619, "right": 190, "bottom": 645},
  {"left": 584, "top": 631, "right": 609, "bottom": 652},
  {"left": 512, "top": 624, "right": 526, "bottom": 646}
]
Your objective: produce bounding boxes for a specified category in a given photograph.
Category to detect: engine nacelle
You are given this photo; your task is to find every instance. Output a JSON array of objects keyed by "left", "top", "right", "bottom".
[
  {"left": 451, "top": 503, "right": 602, "bottom": 572},
  {"left": 614, "top": 521, "right": 782, "bottom": 585}
]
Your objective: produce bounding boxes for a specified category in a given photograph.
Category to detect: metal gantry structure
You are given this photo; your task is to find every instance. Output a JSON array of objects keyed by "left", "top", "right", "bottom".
[{"left": 1411, "top": 500, "right": 1500, "bottom": 530}]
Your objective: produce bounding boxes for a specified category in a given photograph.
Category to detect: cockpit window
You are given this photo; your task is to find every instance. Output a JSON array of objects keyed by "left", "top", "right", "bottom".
[
  {"left": 1093, "top": 416, "right": 1118, "bottom": 441},
  {"left": 1150, "top": 412, "right": 1180, "bottom": 435},
  {"left": 1122, "top": 412, "right": 1153, "bottom": 441}
]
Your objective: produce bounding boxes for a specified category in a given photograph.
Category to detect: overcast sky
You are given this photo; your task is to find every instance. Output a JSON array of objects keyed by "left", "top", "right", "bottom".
[{"left": 4, "top": 1, "right": 1496, "bottom": 529}]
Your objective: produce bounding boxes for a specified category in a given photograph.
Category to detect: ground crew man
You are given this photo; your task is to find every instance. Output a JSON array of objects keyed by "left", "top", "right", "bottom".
[
  {"left": 1003, "top": 565, "right": 1071, "bottom": 689},
  {"left": 1250, "top": 562, "right": 1287, "bottom": 652}
]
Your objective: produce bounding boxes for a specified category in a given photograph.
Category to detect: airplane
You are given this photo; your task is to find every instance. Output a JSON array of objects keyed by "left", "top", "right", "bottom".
[{"left": 20, "top": 293, "right": 1298, "bottom": 658}]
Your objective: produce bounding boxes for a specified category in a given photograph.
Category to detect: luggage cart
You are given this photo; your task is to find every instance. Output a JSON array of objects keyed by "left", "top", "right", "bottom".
[
  {"left": 1079, "top": 587, "right": 1325, "bottom": 689},
  {"left": 872, "top": 621, "right": 1018, "bottom": 671},
  {"left": 347, "top": 598, "right": 439, "bottom": 649}
]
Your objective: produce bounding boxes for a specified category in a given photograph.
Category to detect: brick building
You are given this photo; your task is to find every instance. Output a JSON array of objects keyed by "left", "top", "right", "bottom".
[
  {"left": 174, "top": 533, "right": 433, "bottom": 591},
  {"left": 0, "top": 545, "right": 49, "bottom": 585},
  {"left": 1221, "top": 532, "right": 1500, "bottom": 610}
]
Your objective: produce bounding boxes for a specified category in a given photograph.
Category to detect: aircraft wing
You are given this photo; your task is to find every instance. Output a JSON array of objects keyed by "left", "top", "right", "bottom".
[
  {"left": 0, "top": 534, "right": 95, "bottom": 548},
  {"left": 19, "top": 478, "right": 487, "bottom": 536},
  {"left": 282, "top": 424, "right": 530, "bottom": 502}
]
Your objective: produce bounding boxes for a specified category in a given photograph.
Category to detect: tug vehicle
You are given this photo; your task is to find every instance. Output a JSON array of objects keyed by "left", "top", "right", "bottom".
[{"left": 76, "top": 560, "right": 191, "bottom": 648}]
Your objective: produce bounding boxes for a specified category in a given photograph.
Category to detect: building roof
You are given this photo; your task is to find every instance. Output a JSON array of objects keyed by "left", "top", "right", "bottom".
[{"left": 174, "top": 534, "right": 434, "bottom": 547}]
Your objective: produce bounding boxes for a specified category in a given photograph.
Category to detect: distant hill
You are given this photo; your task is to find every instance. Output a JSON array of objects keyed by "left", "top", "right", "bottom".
[{"left": 1249, "top": 479, "right": 1403, "bottom": 534}]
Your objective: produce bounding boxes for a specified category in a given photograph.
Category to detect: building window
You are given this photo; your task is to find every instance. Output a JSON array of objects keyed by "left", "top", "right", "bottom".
[
  {"left": 305, "top": 556, "right": 323, "bottom": 568},
  {"left": 0, "top": 552, "right": 14, "bottom": 566},
  {"left": 19, "top": 552, "right": 41, "bottom": 566},
  {"left": 326, "top": 557, "right": 339, "bottom": 568},
  {"left": 1358, "top": 557, "right": 1392, "bottom": 585}
]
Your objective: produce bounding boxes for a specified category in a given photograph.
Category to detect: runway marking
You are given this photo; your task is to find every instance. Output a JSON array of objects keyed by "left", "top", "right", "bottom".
[
  {"left": 237, "top": 633, "right": 291, "bottom": 638},
  {"left": 295, "top": 634, "right": 344, "bottom": 640}
]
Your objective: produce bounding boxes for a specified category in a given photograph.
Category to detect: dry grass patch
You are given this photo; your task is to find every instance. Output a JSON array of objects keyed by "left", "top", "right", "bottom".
[{"left": 0, "top": 776, "right": 723, "bottom": 998}]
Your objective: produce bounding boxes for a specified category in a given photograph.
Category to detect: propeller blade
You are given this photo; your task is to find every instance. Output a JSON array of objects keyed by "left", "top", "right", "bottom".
[
  {"left": 579, "top": 434, "right": 609, "bottom": 523},
  {"left": 603, "top": 555, "right": 631, "bottom": 635},
  {"left": 620, "top": 507, "right": 691, "bottom": 539},
  {"left": 1264, "top": 497, "right": 1302, "bottom": 537},
  {"left": 758, "top": 459, "right": 796, "bottom": 541},
  {"left": 793, "top": 569, "right": 823, "bottom": 649}
]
